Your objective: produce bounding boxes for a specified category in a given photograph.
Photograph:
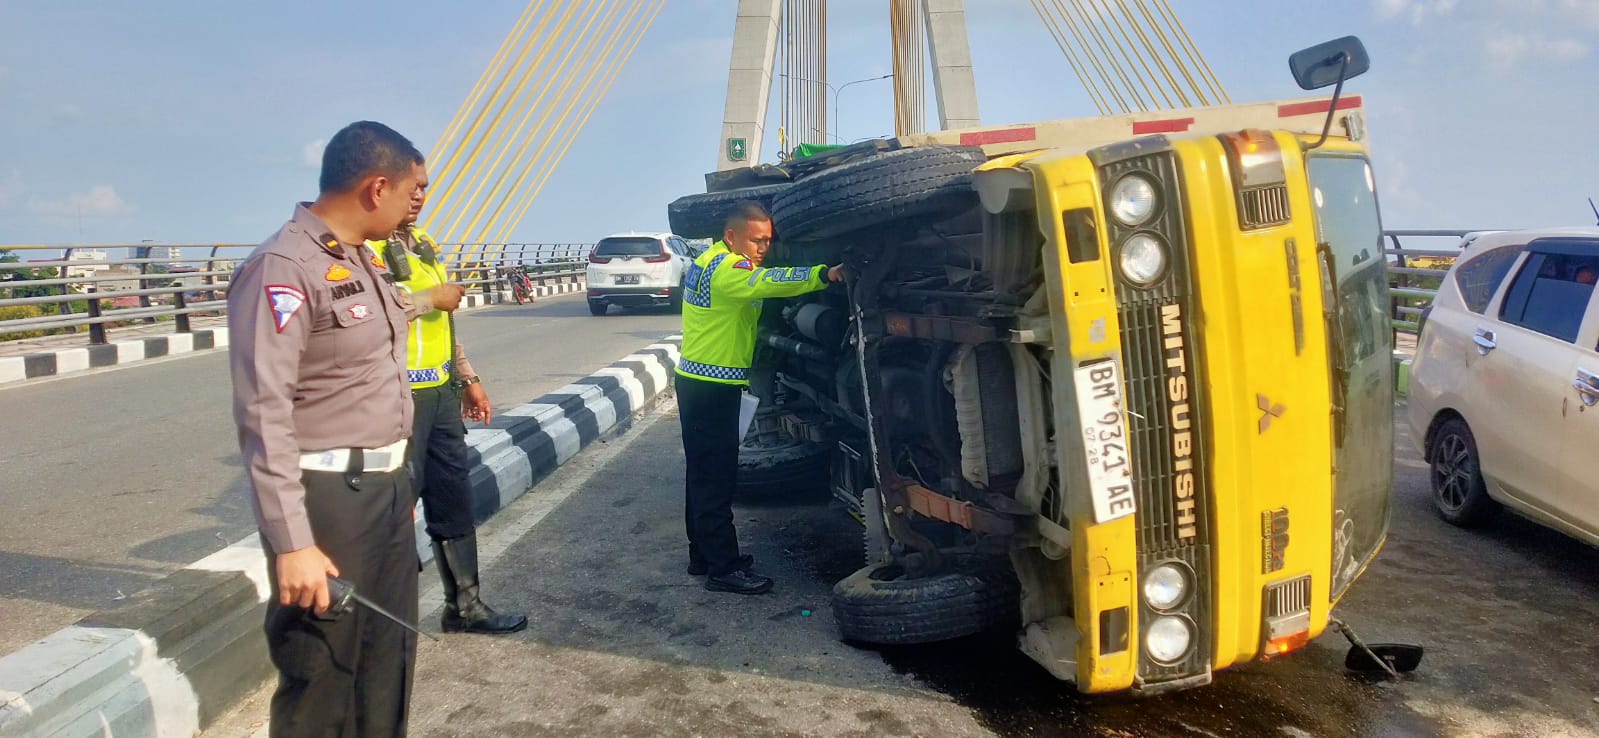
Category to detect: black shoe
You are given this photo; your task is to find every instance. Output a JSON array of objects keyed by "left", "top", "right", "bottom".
[
  {"left": 432, "top": 533, "right": 530, "bottom": 635},
  {"left": 687, "top": 553, "right": 754, "bottom": 576},
  {"left": 705, "top": 569, "right": 773, "bottom": 595}
]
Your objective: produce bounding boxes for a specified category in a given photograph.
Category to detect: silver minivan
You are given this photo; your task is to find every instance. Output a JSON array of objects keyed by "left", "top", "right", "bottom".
[{"left": 1408, "top": 227, "right": 1599, "bottom": 546}]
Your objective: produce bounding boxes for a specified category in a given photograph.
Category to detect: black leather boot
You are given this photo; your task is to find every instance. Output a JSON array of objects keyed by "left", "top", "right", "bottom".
[{"left": 432, "top": 533, "right": 528, "bottom": 634}]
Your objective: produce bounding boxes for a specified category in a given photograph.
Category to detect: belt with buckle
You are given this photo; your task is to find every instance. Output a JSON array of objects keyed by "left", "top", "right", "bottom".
[{"left": 299, "top": 439, "right": 408, "bottom": 474}]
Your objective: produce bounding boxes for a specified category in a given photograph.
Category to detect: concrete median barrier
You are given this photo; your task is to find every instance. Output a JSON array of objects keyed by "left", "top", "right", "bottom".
[
  {"left": 0, "top": 335, "right": 679, "bottom": 738},
  {"left": 0, "top": 280, "right": 586, "bottom": 387}
]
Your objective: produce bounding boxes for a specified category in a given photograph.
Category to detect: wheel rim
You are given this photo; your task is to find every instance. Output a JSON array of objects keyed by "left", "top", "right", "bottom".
[{"left": 1431, "top": 432, "right": 1476, "bottom": 512}]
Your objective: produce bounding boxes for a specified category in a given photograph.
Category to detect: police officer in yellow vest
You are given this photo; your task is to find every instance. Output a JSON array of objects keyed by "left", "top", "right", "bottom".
[
  {"left": 677, "top": 202, "right": 843, "bottom": 594},
  {"left": 371, "top": 192, "right": 527, "bottom": 634}
]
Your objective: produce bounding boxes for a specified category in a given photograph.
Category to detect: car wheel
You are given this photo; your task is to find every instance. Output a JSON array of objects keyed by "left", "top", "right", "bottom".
[
  {"left": 588, "top": 299, "right": 607, "bottom": 316},
  {"left": 667, "top": 183, "right": 792, "bottom": 241},
  {"left": 831, "top": 555, "right": 1020, "bottom": 645},
  {"left": 769, "top": 145, "right": 987, "bottom": 244},
  {"left": 1428, "top": 417, "right": 1499, "bottom": 527}
]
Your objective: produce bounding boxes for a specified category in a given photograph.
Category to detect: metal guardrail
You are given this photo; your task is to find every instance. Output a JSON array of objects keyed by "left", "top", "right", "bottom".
[
  {"left": 1383, "top": 229, "right": 1497, "bottom": 336},
  {"left": 0, "top": 242, "right": 592, "bottom": 344}
]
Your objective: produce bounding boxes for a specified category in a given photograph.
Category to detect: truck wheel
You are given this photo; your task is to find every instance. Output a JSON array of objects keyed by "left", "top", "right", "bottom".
[
  {"left": 1428, "top": 417, "right": 1499, "bottom": 527},
  {"left": 736, "top": 407, "right": 829, "bottom": 501},
  {"left": 770, "top": 146, "right": 987, "bottom": 243},
  {"left": 588, "top": 299, "right": 608, "bottom": 316},
  {"left": 667, "top": 183, "right": 792, "bottom": 240},
  {"left": 832, "top": 556, "right": 1020, "bottom": 645}
]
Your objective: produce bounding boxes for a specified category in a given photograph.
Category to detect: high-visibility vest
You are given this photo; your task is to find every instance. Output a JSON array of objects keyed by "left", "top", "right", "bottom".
[
  {"left": 676, "top": 241, "right": 829, "bottom": 385},
  {"left": 370, "top": 226, "right": 452, "bottom": 389}
]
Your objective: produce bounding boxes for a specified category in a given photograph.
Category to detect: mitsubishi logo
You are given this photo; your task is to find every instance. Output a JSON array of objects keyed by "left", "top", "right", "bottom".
[{"left": 1257, "top": 394, "right": 1286, "bottom": 434}]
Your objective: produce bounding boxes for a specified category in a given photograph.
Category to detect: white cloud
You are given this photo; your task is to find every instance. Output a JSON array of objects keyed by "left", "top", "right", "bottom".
[
  {"left": 1486, "top": 33, "right": 1591, "bottom": 70},
  {"left": 302, "top": 139, "right": 326, "bottom": 169},
  {"left": 1557, "top": 0, "right": 1599, "bottom": 27},
  {"left": 28, "top": 185, "right": 133, "bottom": 217},
  {"left": 1376, "top": 0, "right": 1457, "bottom": 23}
]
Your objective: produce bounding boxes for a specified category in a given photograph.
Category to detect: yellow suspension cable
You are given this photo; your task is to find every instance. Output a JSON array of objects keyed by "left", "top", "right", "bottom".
[
  {"left": 1048, "top": 0, "right": 1129, "bottom": 112},
  {"left": 428, "top": 3, "right": 568, "bottom": 233},
  {"left": 452, "top": 0, "right": 632, "bottom": 243},
  {"left": 1058, "top": 0, "right": 1145, "bottom": 111},
  {"left": 430, "top": 0, "right": 585, "bottom": 235},
  {"left": 1078, "top": 0, "right": 1163, "bottom": 110},
  {"left": 1101, "top": 0, "right": 1180, "bottom": 108},
  {"left": 437, "top": 0, "right": 611, "bottom": 242},
  {"left": 1127, "top": 0, "right": 1208, "bottom": 106},
  {"left": 428, "top": 0, "right": 543, "bottom": 164},
  {"left": 478, "top": 0, "right": 650, "bottom": 242},
  {"left": 1113, "top": 0, "right": 1190, "bottom": 107},
  {"left": 1151, "top": 0, "right": 1228, "bottom": 103},
  {"left": 496, "top": 0, "right": 665, "bottom": 242},
  {"left": 1028, "top": 0, "right": 1110, "bottom": 114}
]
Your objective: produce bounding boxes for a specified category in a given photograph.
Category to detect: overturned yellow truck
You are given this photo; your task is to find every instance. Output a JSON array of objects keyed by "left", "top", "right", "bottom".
[{"left": 668, "top": 37, "right": 1392, "bottom": 694}]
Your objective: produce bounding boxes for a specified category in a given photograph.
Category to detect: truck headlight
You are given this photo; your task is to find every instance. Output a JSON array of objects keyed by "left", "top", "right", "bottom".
[
  {"left": 1143, "top": 563, "right": 1189, "bottom": 611},
  {"left": 1118, "top": 233, "right": 1168, "bottom": 286},
  {"left": 1146, "top": 616, "right": 1194, "bottom": 664},
  {"left": 1110, "top": 174, "right": 1159, "bottom": 227}
]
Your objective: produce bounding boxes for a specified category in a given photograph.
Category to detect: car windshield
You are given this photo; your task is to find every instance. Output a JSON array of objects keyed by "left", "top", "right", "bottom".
[
  {"left": 1307, "top": 154, "right": 1393, "bottom": 601},
  {"left": 593, "top": 238, "right": 661, "bottom": 258}
]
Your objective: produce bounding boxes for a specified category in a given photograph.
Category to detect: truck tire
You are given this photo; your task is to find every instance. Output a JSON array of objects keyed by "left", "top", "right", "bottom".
[
  {"left": 736, "top": 437, "right": 829, "bottom": 501},
  {"left": 770, "top": 146, "right": 987, "bottom": 243},
  {"left": 832, "top": 556, "right": 1020, "bottom": 645},
  {"left": 667, "top": 183, "right": 792, "bottom": 240}
]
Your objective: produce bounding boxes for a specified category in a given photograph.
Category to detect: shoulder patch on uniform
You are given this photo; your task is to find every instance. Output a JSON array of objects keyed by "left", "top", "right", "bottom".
[
  {"left": 732, "top": 259, "right": 754, "bottom": 271},
  {"left": 370, "top": 253, "right": 385, "bottom": 271},
  {"left": 265, "top": 284, "right": 307, "bottom": 333},
  {"left": 325, "top": 264, "right": 351, "bottom": 282}
]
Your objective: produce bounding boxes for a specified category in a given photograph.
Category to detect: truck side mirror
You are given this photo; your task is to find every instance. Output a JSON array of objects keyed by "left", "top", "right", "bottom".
[{"left": 1289, "top": 36, "right": 1370, "bottom": 91}]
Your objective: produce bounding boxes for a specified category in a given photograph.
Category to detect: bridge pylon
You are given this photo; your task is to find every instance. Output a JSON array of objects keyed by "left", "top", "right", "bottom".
[{"left": 714, "top": 0, "right": 981, "bottom": 172}]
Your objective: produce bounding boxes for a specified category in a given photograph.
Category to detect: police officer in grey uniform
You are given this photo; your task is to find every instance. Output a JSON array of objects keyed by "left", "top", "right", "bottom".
[{"left": 228, "top": 121, "right": 426, "bottom": 737}]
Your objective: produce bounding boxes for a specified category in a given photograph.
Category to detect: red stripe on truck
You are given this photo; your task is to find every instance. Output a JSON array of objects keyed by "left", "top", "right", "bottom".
[
  {"left": 1277, "top": 95, "right": 1363, "bottom": 118},
  {"left": 959, "top": 127, "right": 1038, "bottom": 146},
  {"left": 1132, "top": 117, "right": 1195, "bottom": 135}
]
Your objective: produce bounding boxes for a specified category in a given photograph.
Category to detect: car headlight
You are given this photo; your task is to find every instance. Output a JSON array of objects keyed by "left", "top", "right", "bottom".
[
  {"left": 1110, "top": 174, "right": 1159, "bottom": 227},
  {"left": 1119, "top": 233, "right": 1168, "bottom": 286},
  {"left": 1145, "top": 616, "right": 1194, "bottom": 664},
  {"left": 1143, "top": 563, "right": 1189, "bottom": 611}
]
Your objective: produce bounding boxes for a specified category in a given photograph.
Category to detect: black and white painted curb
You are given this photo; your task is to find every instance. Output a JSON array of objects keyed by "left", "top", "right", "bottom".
[
  {"left": 0, "top": 329, "right": 231, "bottom": 386},
  {"left": 0, "top": 335, "right": 679, "bottom": 738},
  {"left": 0, "top": 279, "right": 587, "bottom": 387}
]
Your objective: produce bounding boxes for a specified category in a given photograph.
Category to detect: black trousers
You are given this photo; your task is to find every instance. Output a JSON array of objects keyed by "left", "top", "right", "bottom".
[
  {"left": 410, "top": 383, "right": 474, "bottom": 540},
  {"left": 263, "top": 468, "right": 418, "bottom": 738},
  {"left": 677, "top": 375, "right": 744, "bottom": 576}
]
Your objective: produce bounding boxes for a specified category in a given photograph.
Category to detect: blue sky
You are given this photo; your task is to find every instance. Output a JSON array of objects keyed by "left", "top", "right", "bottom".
[{"left": 1, "top": 0, "right": 1596, "bottom": 248}]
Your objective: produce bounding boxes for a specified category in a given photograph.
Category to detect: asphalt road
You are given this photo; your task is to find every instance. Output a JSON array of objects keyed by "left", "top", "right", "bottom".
[
  {"left": 0, "top": 294, "right": 681, "bottom": 655},
  {"left": 205, "top": 398, "right": 1599, "bottom": 738}
]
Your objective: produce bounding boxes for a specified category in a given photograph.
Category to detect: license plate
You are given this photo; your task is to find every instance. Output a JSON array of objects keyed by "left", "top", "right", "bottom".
[
  {"left": 1073, "top": 359, "right": 1136, "bottom": 524},
  {"left": 614, "top": 274, "right": 639, "bottom": 285}
]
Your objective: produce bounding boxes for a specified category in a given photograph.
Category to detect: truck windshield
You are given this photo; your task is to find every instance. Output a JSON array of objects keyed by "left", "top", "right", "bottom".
[{"left": 1306, "top": 154, "right": 1393, "bottom": 600}]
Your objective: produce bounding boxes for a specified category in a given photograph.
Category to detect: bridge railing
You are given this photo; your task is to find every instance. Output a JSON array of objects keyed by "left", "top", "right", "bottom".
[
  {"left": 0, "top": 241, "right": 594, "bottom": 344},
  {"left": 1383, "top": 229, "right": 1490, "bottom": 336}
]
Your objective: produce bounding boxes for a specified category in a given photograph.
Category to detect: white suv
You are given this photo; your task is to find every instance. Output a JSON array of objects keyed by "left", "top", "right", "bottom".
[
  {"left": 1407, "top": 227, "right": 1599, "bottom": 546},
  {"left": 585, "top": 233, "right": 695, "bottom": 315}
]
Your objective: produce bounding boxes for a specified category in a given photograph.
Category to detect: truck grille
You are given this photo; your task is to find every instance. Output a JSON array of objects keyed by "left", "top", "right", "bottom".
[
  {"left": 1239, "top": 184, "right": 1291, "bottom": 229},
  {"left": 1266, "top": 575, "right": 1311, "bottom": 618},
  {"left": 1093, "top": 145, "right": 1215, "bottom": 685}
]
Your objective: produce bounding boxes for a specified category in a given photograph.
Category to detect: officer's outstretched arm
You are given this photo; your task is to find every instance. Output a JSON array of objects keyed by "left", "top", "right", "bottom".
[{"left": 712, "top": 258, "right": 829, "bottom": 300}]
